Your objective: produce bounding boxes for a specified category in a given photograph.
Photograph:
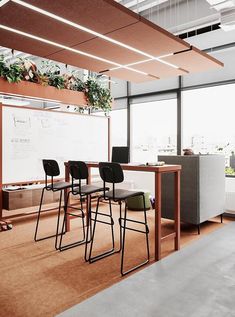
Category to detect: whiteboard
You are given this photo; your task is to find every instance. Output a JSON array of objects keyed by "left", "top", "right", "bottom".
[{"left": 3, "top": 106, "right": 109, "bottom": 184}]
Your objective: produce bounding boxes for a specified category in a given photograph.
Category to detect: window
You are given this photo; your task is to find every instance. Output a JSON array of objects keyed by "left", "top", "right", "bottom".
[
  {"left": 183, "top": 83, "right": 235, "bottom": 175},
  {"left": 130, "top": 98, "right": 177, "bottom": 162},
  {"left": 110, "top": 109, "right": 127, "bottom": 147}
]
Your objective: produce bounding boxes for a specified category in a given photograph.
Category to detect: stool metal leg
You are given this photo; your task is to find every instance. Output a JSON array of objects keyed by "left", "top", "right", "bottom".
[
  {"left": 109, "top": 198, "right": 115, "bottom": 251},
  {"left": 59, "top": 191, "right": 86, "bottom": 251},
  {"left": 34, "top": 188, "right": 66, "bottom": 244},
  {"left": 84, "top": 195, "right": 93, "bottom": 262},
  {"left": 59, "top": 190, "right": 71, "bottom": 251},
  {"left": 115, "top": 201, "right": 123, "bottom": 253},
  {"left": 89, "top": 197, "right": 116, "bottom": 263},
  {"left": 120, "top": 201, "right": 128, "bottom": 275},
  {"left": 34, "top": 187, "right": 64, "bottom": 242},
  {"left": 55, "top": 190, "right": 63, "bottom": 250},
  {"left": 121, "top": 194, "right": 150, "bottom": 276},
  {"left": 34, "top": 187, "right": 45, "bottom": 241}
]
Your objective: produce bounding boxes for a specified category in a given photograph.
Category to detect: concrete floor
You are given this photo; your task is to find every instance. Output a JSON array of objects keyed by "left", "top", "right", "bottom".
[{"left": 57, "top": 222, "right": 235, "bottom": 317}]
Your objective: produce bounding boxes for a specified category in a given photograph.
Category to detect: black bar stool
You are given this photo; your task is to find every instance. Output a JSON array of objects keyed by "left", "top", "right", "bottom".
[
  {"left": 34, "top": 159, "right": 72, "bottom": 249},
  {"left": 89, "top": 162, "right": 150, "bottom": 276},
  {"left": 59, "top": 161, "right": 106, "bottom": 258}
]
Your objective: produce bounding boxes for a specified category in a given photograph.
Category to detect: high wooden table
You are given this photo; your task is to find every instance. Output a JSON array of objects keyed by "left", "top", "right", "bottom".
[{"left": 64, "top": 162, "right": 181, "bottom": 261}]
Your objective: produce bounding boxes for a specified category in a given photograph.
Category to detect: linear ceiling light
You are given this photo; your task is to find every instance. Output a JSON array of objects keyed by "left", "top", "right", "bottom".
[
  {"left": 11, "top": 0, "right": 179, "bottom": 69},
  {"left": 110, "top": 58, "right": 153, "bottom": 71},
  {"left": 0, "top": 0, "right": 10, "bottom": 7},
  {"left": 0, "top": 24, "right": 149, "bottom": 76}
]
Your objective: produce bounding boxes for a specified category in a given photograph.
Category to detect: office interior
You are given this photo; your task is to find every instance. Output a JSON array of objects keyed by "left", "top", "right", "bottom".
[{"left": 0, "top": 0, "right": 235, "bottom": 316}]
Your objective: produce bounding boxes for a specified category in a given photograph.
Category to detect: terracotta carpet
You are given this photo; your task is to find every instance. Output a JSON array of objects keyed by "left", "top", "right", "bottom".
[{"left": 0, "top": 204, "right": 231, "bottom": 317}]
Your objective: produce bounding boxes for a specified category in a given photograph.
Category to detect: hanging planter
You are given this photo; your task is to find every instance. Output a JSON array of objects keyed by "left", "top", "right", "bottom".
[
  {"left": 0, "top": 77, "right": 87, "bottom": 106},
  {"left": 0, "top": 56, "right": 112, "bottom": 112}
]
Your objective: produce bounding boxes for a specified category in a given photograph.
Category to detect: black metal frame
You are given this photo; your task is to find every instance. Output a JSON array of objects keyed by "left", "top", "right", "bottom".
[
  {"left": 34, "top": 185, "right": 66, "bottom": 250},
  {"left": 88, "top": 163, "right": 150, "bottom": 276},
  {"left": 58, "top": 190, "right": 87, "bottom": 252},
  {"left": 58, "top": 161, "right": 104, "bottom": 255}
]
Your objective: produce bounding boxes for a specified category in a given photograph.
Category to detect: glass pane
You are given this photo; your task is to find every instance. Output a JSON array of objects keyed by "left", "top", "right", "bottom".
[
  {"left": 110, "top": 109, "right": 127, "bottom": 146},
  {"left": 183, "top": 83, "right": 235, "bottom": 176},
  {"left": 130, "top": 99, "right": 177, "bottom": 162}
]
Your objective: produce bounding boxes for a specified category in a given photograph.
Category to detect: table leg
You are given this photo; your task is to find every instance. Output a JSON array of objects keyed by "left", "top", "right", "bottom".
[
  {"left": 155, "top": 172, "right": 162, "bottom": 261},
  {"left": 174, "top": 170, "right": 180, "bottom": 250}
]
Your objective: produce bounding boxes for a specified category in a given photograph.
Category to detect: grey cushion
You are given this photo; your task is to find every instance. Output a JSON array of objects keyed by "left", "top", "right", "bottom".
[
  {"left": 48, "top": 182, "right": 71, "bottom": 190},
  {"left": 73, "top": 185, "right": 105, "bottom": 195},
  {"left": 105, "top": 189, "right": 144, "bottom": 200}
]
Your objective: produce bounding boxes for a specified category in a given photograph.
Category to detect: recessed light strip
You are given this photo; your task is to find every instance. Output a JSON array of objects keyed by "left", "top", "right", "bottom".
[
  {"left": 11, "top": 0, "right": 180, "bottom": 69},
  {"left": 0, "top": 24, "right": 148, "bottom": 76},
  {"left": 0, "top": 0, "right": 10, "bottom": 7},
  {"left": 109, "top": 55, "right": 179, "bottom": 72},
  {"left": 110, "top": 58, "right": 153, "bottom": 71}
]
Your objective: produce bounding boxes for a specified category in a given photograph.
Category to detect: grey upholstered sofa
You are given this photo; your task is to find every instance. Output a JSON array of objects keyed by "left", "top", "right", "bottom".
[{"left": 158, "top": 155, "right": 225, "bottom": 233}]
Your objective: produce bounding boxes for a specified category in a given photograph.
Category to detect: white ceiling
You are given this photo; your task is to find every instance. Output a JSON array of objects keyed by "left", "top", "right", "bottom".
[
  {"left": 116, "top": 0, "right": 220, "bottom": 33},
  {"left": 116, "top": 0, "right": 235, "bottom": 51}
]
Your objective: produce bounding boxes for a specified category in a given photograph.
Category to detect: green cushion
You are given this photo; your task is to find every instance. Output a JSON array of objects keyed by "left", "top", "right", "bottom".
[{"left": 127, "top": 192, "right": 151, "bottom": 211}]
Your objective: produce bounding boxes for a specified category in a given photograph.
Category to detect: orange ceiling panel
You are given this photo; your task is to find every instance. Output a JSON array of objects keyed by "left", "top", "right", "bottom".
[
  {"left": 23, "top": 0, "right": 139, "bottom": 34},
  {"left": 0, "top": 1, "right": 95, "bottom": 46},
  {"left": 162, "top": 47, "right": 224, "bottom": 73},
  {"left": 0, "top": 0, "right": 224, "bottom": 82},
  {"left": 46, "top": 50, "right": 113, "bottom": 73},
  {"left": 0, "top": 28, "right": 58, "bottom": 57},
  {"left": 75, "top": 37, "right": 144, "bottom": 65},
  {"left": 102, "top": 69, "right": 158, "bottom": 83},
  {"left": 132, "top": 60, "right": 188, "bottom": 78},
  {"left": 105, "top": 20, "right": 190, "bottom": 57}
]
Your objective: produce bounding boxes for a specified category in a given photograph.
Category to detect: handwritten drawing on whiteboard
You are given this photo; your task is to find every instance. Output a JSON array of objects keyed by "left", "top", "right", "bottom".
[
  {"left": 10, "top": 137, "right": 33, "bottom": 160},
  {"left": 3, "top": 107, "right": 109, "bottom": 184},
  {"left": 13, "top": 114, "right": 31, "bottom": 129}
]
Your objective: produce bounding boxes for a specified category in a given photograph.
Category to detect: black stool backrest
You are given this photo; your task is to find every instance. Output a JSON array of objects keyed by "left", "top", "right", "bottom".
[
  {"left": 42, "top": 159, "right": 60, "bottom": 190},
  {"left": 99, "top": 162, "right": 124, "bottom": 200},
  {"left": 112, "top": 146, "right": 129, "bottom": 163},
  {"left": 68, "top": 161, "right": 89, "bottom": 194}
]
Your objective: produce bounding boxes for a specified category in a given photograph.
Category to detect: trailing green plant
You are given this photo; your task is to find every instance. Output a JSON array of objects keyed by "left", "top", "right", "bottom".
[
  {"left": 63, "top": 72, "right": 85, "bottom": 91},
  {"left": 48, "top": 74, "right": 65, "bottom": 89},
  {"left": 0, "top": 56, "right": 112, "bottom": 112},
  {"left": 18, "top": 58, "right": 37, "bottom": 82},
  {"left": 5, "top": 61, "right": 23, "bottom": 83},
  {"left": 39, "top": 60, "right": 65, "bottom": 89},
  {"left": 0, "top": 55, "right": 8, "bottom": 78},
  {"left": 70, "top": 71, "right": 85, "bottom": 91},
  {"left": 85, "top": 77, "right": 112, "bottom": 114}
]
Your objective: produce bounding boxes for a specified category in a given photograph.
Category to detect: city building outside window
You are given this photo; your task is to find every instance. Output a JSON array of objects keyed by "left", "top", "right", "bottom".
[
  {"left": 182, "top": 83, "right": 235, "bottom": 176},
  {"left": 130, "top": 99, "right": 177, "bottom": 162}
]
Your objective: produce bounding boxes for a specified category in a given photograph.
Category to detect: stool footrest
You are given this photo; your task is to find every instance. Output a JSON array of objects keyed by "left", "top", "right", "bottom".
[
  {"left": 119, "top": 217, "right": 149, "bottom": 234},
  {"left": 67, "top": 212, "right": 84, "bottom": 218},
  {"left": 59, "top": 239, "right": 87, "bottom": 251},
  {"left": 90, "top": 217, "right": 114, "bottom": 226},
  {"left": 35, "top": 230, "right": 66, "bottom": 242},
  {"left": 89, "top": 247, "right": 116, "bottom": 263},
  {"left": 122, "top": 259, "right": 149, "bottom": 276}
]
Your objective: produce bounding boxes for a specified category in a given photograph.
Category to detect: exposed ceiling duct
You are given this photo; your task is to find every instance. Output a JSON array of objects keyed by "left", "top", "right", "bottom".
[{"left": 206, "top": 0, "right": 235, "bottom": 31}]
